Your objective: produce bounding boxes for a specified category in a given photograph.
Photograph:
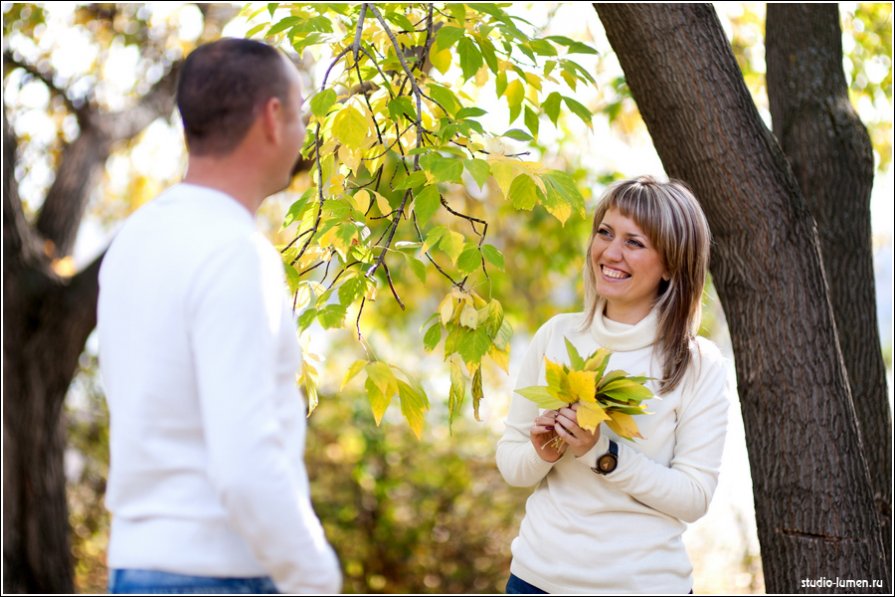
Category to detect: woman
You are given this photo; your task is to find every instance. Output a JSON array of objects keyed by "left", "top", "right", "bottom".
[{"left": 497, "top": 176, "right": 730, "bottom": 594}]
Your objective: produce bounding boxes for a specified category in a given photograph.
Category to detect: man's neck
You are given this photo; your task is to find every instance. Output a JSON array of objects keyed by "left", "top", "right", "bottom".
[{"left": 183, "top": 155, "right": 265, "bottom": 215}]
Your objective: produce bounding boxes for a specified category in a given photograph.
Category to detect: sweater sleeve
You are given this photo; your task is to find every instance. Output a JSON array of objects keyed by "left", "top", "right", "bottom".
[
  {"left": 189, "top": 236, "right": 341, "bottom": 594},
  {"left": 580, "top": 342, "right": 731, "bottom": 523},
  {"left": 496, "top": 319, "right": 558, "bottom": 487}
]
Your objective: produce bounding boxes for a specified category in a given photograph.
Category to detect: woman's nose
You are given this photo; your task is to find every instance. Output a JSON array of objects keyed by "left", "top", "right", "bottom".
[{"left": 603, "top": 239, "right": 623, "bottom": 261}]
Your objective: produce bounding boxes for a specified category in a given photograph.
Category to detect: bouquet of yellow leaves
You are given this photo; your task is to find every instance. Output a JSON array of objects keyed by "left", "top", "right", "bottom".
[{"left": 517, "top": 338, "right": 654, "bottom": 442}]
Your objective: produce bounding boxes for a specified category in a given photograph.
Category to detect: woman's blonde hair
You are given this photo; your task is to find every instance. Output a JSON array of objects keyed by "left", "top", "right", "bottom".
[{"left": 583, "top": 176, "right": 711, "bottom": 394}]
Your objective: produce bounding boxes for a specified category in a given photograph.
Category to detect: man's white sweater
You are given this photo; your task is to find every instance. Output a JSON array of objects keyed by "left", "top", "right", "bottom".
[{"left": 497, "top": 307, "right": 730, "bottom": 593}]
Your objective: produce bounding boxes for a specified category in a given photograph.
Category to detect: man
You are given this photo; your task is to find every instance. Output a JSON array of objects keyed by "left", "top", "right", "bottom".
[{"left": 97, "top": 38, "right": 341, "bottom": 594}]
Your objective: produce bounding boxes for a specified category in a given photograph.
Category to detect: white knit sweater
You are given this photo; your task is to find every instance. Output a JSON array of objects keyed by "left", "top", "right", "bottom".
[{"left": 496, "top": 307, "right": 730, "bottom": 594}]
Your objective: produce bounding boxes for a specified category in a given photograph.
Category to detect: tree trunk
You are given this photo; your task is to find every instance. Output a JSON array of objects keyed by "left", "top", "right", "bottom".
[
  {"left": 594, "top": 3, "right": 889, "bottom": 593},
  {"left": 766, "top": 5, "right": 891, "bottom": 564}
]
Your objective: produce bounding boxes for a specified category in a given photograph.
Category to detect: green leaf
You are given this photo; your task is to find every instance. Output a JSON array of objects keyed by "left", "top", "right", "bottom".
[
  {"left": 332, "top": 104, "right": 370, "bottom": 149},
  {"left": 394, "top": 170, "right": 428, "bottom": 190},
  {"left": 503, "top": 128, "right": 532, "bottom": 142},
  {"left": 565, "top": 338, "right": 585, "bottom": 370},
  {"left": 476, "top": 34, "right": 499, "bottom": 73},
  {"left": 464, "top": 159, "right": 490, "bottom": 188},
  {"left": 481, "top": 244, "right": 505, "bottom": 270},
  {"left": 543, "top": 91, "right": 562, "bottom": 125},
  {"left": 338, "top": 276, "right": 367, "bottom": 306},
  {"left": 435, "top": 26, "right": 465, "bottom": 50},
  {"left": 458, "top": 328, "right": 492, "bottom": 364},
  {"left": 478, "top": 299, "right": 504, "bottom": 338},
  {"left": 508, "top": 174, "right": 543, "bottom": 211},
  {"left": 543, "top": 170, "right": 586, "bottom": 219},
  {"left": 495, "top": 71, "right": 508, "bottom": 98},
  {"left": 413, "top": 185, "right": 441, "bottom": 227},
  {"left": 494, "top": 319, "right": 513, "bottom": 350},
  {"left": 563, "top": 96, "right": 593, "bottom": 127},
  {"left": 398, "top": 379, "right": 429, "bottom": 439},
  {"left": 298, "top": 308, "right": 317, "bottom": 331},
  {"left": 449, "top": 356, "right": 466, "bottom": 427},
  {"left": 524, "top": 106, "right": 539, "bottom": 139},
  {"left": 408, "top": 256, "right": 427, "bottom": 283},
  {"left": 423, "top": 322, "right": 442, "bottom": 351},
  {"left": 388, "top": 96, "right": 417, "bottom": 121},
  {"left": 457, "top": 245, "right": 481, "bottom": 275},
  {"left": 600, "top": 379, "right": 654, "bottom": 401},
  {"left": 421, "top": 154, "right": 463, "bottom": 183},
  {"left": 318, "top": 304, "right": 347, "bottom": 329},
  {"left": 284, "top": 189, "right": 314, "bottom": 227},
  {"left": 529, "top": 38, "right": 557, "bottom": 56},
  {"left": 427, "top": 83, "right": 461, "bottom": 115},
  {"left": 268, "top": 16, "right": 300, "bottom": 35},
  {"left": 516, "top": 386, "right": 567, "bottom": 410},
  {"left": 456, "top": 107, "right": 487, "bottom": 119},
  {"left": 341, "top": 359, "right": 368, "bottom": 390},
  {"left": 457, "top": 37, "right": 483, "bottom": 81},
  {"left": 310, "top": 88, "right": 337, "bottom": 118},
  {"left": 567, "top": 41, "right": 598, "bottom": 55},
  {"left": 472, "top": 367, "right": 484, "bottom": 422},
  {"left": 505, "top": 79, "right": 524, "bottom": 123},
  {"left": 439, "top": 230, "right": 466, "bottom": 264}
]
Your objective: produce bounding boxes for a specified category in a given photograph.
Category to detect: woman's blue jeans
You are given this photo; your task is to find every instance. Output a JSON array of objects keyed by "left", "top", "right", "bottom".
[
  {"left": 109, "top": 569, "right": 280, "bottom": 594},
  {"left": 506, "top": 573, "right": 548, "bottom": 594}
]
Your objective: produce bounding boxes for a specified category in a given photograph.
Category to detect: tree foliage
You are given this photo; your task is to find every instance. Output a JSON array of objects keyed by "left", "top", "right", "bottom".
[{"left": 249, "top": 3, "right": 597, "bottom": 431}]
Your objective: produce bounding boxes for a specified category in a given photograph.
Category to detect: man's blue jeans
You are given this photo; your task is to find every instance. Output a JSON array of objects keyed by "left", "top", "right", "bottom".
[{"left": 109, "top": 569, "right": 280, "bottom": 594}]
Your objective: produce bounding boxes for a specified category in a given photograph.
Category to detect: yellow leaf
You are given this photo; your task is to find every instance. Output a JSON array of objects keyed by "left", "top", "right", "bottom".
[
  {"left": 475, "top": 64, "right": 489, "bottom": 86},
  {"left": 341, "top": 359, "right": 368, "bottom": 391},
  {"left": 545, "top": 201, "right": 572, "bottom": 226},
  {"left": 439, "top": 293, "right": 456, "bottom": 325},
  {"left": 460, "top": 303, "right": 478, "bottom": 329},
  {"left": 567, "top": 370, "right": 597, "bottom": 404},
  {"left": 524, "top": 71, "right": 542, "bottom": 91},
  {"left": 430, "top": 45, "right": 452, "bottom": 74},
  {"left": 488, "top": 158, "right": 524, "bottom": 200},
  {"left": 338, "top": 144, "right": 362, "bottom": 174},
  {"left": 332, "top": 104, "right": 370, "bottom": 149},
  {"left": 374, "top": 191, "right": 392, "bottom": 217},
  {"left": 545, "top": 359, "right": 571, "bottom": 401},
  {"left": 488, "top": 345, "right": 509, "bottom": 373},
  {"left": 606, "top": 411, "right": 643, "bottom": 440},
  {"left": 505, "top": 79, "right": 524, "bottom": 112},
  {"left": 351, "top": 189, "right": 370, "bottom": 212},
  {"left": 577, "top": 401, "right": 610, "bottom": 432}
]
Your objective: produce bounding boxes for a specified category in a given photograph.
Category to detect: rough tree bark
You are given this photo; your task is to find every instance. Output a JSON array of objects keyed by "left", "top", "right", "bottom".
[
  {"left": 2, "top": 6, "right": 236, "bottom": 592},
  {"left": 594, "top": 3, "right": 889, "bottom": 593},
  {"left": 766, "top": 5, "right": 891, "bottom": 564}
]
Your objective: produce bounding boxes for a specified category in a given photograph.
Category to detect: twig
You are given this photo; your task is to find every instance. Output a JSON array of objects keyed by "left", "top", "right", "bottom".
[
  {"left": 381, "top": 261, "right": 405, "bottom": 310},
  {"left": 326, "top": 261, "right": 363, "bottom": 290}
]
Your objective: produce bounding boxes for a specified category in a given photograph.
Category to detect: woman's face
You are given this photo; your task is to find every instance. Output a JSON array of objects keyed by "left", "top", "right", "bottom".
[{"left": 590, "top": 208, "right": 669, "bottom": 323}]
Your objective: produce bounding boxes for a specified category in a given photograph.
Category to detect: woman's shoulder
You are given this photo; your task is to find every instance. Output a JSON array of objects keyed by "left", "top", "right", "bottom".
[
  {"left": 536, "top": 311, "right": 588, "bottom": 339},
  {"left": 685, "top": 335, "right": 730, "bottom": 388}
]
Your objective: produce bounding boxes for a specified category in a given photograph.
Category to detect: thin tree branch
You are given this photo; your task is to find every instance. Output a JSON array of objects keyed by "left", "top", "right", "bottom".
[
  {"left": 3, "top": 51, "right": 87, "bottom": 124},
  {"left": 381, "top": 260, "right": 405, "bottom": 310}
]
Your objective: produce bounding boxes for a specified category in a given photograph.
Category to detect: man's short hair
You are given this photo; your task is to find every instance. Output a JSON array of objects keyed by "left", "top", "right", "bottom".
[{"left": 176, "top": 38, "right": 291, "bottom": 156}]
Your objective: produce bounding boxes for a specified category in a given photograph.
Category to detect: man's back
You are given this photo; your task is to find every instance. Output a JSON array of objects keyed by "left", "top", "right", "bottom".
[{"left": 98, "top": 183, "right": 339, "bottom": 592}]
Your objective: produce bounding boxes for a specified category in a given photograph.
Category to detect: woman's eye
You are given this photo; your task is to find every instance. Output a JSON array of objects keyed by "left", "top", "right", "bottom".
[
  {"left": 627, "top": 239, "right": 644, "bottom": 248},
  {"left": 597, "top": 228, "right": 611, "bottom": 238}
]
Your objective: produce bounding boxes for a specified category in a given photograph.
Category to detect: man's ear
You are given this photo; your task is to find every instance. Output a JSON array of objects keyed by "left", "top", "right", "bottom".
[{"left": 260, "top": 96, "right": 283, "bottom": 143}]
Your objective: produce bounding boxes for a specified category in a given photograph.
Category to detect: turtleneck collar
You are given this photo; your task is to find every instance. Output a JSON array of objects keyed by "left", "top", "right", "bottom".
[{"left": 590, "top": 299, "right": 659, "bottom": 351}]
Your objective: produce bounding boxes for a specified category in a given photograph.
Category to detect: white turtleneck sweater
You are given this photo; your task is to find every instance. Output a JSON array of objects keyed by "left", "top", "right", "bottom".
[{"left": 496, "top": 307, "right": 731, "bottom": 594}]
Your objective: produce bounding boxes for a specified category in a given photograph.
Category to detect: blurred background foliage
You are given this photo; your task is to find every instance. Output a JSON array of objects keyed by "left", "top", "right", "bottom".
[{"left": 4, "top": 1, "right": 888, "bottom": 593}]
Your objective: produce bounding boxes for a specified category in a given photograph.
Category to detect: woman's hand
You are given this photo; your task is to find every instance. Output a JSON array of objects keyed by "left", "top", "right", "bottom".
[
  {"left": 530, "top": 410, "right": 566, "bottom": 462},
  {"left": 554, "top": 403, "right": 601, "bottom": 458}
]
